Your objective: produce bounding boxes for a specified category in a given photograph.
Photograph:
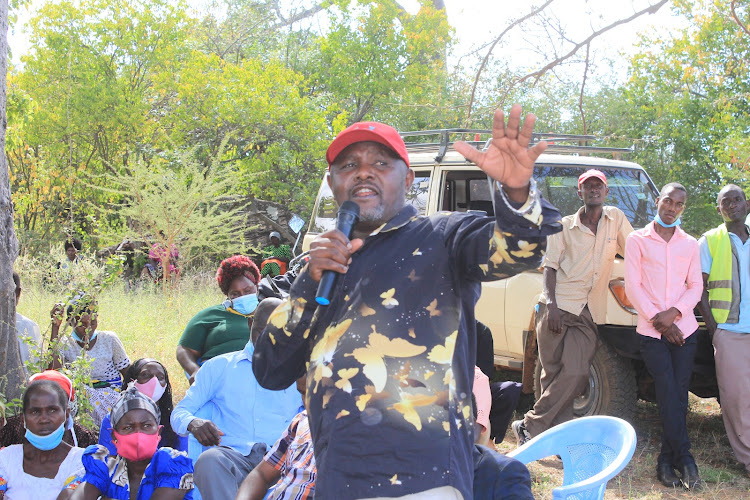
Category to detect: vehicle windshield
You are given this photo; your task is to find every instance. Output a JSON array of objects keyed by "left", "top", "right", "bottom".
[
  {"left": 536, "top": 165, "right": 658, "bottom": 228},
  {"left": 308, "top": 164, "right": 658, "bottom": 235}
]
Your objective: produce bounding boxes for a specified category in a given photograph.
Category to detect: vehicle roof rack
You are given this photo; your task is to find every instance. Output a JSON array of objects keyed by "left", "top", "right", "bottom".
[{"left": 399, "top": 128, "right": 634, "bottom": 162}]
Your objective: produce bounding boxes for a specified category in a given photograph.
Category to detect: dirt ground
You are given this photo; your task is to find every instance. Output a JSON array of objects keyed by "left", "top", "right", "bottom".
[{"left": 494, "top": 396, "right": 750, "bottom": 499}]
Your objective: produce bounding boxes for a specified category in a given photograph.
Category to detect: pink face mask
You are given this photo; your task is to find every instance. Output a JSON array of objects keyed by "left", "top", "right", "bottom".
[
  {"left": 134, "top": 376, "right": 166, "bottom": 402},
  {"left": 113, "top": 428, "right": 162, "bottom": 461}
]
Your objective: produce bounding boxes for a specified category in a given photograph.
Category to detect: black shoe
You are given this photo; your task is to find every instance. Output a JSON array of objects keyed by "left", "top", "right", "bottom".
[
  {"left": 511, "top": 420, "right": 531, "bottom": 447},
  {"left": 679, "top": 463, "right": 705, "bottom": 490},
  {"left": 657, "top": 463, "right": 680, "bottom": 488}
]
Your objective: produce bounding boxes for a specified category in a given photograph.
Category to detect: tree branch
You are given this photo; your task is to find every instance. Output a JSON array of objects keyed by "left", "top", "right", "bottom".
[
  {"left": 578, "top": 42, "right": 590, "bottom": 136},
  {"left": 469, "top": 0, "right": 669, "bottom": 120},
  {"left": 466, "top": 0, "right": 557, "bottom": 123},
  {"left": 730, "top": 0, "right": 750, "bottom": 38},
  {"left": 271, "top": 3, "right": 327, "bottom": 29},
  {"left": 512, "top": 0, "right": 669, "bottom": 88}
]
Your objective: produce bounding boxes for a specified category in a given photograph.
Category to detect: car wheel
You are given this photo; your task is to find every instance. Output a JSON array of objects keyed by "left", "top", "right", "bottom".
[{"left": 534, "top": 340, "right": 637, "bottom": 422}]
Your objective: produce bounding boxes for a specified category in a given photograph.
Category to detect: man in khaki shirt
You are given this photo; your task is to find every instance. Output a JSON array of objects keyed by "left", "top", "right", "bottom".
[{"left": 513, "top": 169, "right": 633, "bottom": 443}]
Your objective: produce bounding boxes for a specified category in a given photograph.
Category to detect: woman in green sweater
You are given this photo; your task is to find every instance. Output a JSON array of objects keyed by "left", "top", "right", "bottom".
[{"left": 176, "top": 255, "right": 261, "bottom": 384}]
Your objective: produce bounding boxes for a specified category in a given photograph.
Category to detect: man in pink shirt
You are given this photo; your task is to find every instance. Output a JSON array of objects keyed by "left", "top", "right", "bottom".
[{"left": 624, "top": 183, "right": 704, "bottom": 490}]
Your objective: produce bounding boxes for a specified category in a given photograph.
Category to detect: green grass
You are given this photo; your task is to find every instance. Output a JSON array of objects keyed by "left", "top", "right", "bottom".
[{"left": 17, "top": 274, "right": 222, "bottom": 400}]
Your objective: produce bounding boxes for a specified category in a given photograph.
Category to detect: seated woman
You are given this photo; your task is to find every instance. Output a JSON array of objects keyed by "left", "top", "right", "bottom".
[
  {"left": 63, "top": 385, "right": 194, "bottom": 500},
  {"left": 50, "top": 291, "right": 131, "bottom": 427},
  {"left": 0, "top": 379, "right": 85, "bottom": 500},
  {"left": 98, "top": 358, "right": 187, "bottom": 454},
  {"left": 0, "top": 371, "right": 97, "bottom": 449},
  {"left": 176, "top": 255, "right": 260, "bottom": 384}
]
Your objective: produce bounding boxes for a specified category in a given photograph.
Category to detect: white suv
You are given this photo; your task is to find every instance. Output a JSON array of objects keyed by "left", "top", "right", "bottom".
[{"left": 303, "top": 130, "right": 718, "bottom": 421}]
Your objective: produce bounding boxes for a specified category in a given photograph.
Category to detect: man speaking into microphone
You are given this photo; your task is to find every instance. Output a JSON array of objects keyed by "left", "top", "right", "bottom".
[{"left": 253, "top": 105, "right": 562, "bottom": 500}]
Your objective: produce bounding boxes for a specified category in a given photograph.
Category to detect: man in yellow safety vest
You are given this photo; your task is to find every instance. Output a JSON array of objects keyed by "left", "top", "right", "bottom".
[{"left": 698, "top": 184, "right": 750, "bottom": 479}]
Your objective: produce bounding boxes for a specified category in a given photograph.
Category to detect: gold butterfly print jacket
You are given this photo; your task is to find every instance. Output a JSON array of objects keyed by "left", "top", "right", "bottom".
[{"left": 253, "top": 181, "right": 562, "bottom": 500}]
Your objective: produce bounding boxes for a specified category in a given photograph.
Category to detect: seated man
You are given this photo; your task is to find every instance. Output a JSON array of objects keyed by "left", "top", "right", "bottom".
[
  {"left": 236, "top": 376, "right": 315, "bottom": 500},
  {"left": 472, "top": 370, "right": 534, "bottom": 499},
  {"left": 171, "top": 297, "right": 302, "bottom": 500}
]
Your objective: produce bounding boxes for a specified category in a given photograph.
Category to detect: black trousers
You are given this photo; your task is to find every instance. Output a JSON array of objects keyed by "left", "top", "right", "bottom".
[
  {"left": 639, "top": 332, "right": 697, "bottom": 468},
  {"left": 489, "top": 381, "right": 522, "bottom": 443}
]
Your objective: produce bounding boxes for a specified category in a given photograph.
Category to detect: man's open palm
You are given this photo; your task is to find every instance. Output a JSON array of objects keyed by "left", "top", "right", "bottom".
[{"left": 454, "top": 104, "right": 546, "bottom": 189}]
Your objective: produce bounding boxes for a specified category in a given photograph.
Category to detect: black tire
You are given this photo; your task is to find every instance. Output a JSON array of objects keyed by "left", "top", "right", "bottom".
[{"left": 534, "top": 340, "right": 637, "bottom": 423}]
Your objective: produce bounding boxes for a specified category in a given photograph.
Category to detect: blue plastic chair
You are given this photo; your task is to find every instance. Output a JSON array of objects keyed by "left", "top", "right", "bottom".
[{"left": 507, "top": 416, "right": 636, "bottom": 500}]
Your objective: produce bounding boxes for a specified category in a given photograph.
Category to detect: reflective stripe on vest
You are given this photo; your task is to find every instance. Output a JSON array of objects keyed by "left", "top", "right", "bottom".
[{"left": 704, "top": 225, "right": 739, "bottom": 324}]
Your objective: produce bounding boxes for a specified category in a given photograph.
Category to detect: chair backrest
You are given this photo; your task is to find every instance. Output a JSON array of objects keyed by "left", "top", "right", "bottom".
[{"left": 507, "top": 416, "right": 636, "bottom": 500}]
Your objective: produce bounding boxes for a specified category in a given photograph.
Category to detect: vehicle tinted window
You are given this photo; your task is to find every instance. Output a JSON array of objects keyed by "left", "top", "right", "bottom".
[
  {"left": 309, "top": 170, "right": 432, "bottom": 234},
  {"left": 536, "top": 166, "right": 657, "bottom": 228},
  {"left": 441, "top": 171, "right": 494, "bottom": 216}
]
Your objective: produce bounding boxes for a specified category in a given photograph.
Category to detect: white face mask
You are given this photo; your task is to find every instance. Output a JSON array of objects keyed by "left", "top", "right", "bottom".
[{"left": 134, "top": 376, "right": 167, "bottom": 402}]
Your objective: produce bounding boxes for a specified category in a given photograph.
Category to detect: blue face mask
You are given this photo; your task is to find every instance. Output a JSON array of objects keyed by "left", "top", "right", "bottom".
[
  {"left": 231, "top": 294, "right": 259, "bottom": 316},
  {"left": 71, "top": 329, "right": 97, "bottom": 344},
  {"left": 654, "top": 213, "right": 682, "bottom": 228},
  {"left": 24, "top": 420, "right": 65, "bottom": 451}
]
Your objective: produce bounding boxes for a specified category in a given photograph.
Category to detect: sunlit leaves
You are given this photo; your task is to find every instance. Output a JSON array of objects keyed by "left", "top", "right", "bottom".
[{"left": 619, "top": 0, "right": 750, "bottom": 234}]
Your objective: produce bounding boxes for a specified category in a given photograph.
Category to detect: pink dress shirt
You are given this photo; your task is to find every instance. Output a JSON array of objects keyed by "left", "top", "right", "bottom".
[{"left": 624, "top": 221, "right": 703, "bottom": 339}]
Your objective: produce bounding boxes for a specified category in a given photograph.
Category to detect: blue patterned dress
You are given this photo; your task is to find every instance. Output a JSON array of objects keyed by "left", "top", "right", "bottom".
[{"left": 76, "top": 444, "right": 193, "bottom": 499}]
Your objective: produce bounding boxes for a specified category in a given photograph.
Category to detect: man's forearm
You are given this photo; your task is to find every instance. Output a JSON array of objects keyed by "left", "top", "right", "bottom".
[
  {"left": 236, "top": 463, "right": 280, "bottom": 500},
  {"left": 543, "top": 267, "right": 557, "bottom": 306},
  {"left": 482, "top": 180, "right": 561, "bottom": 280},
  {"left": 253, "top": 271, "right": 319, "bottom": 390},
  {"left": 170, "top": 406, "right": 196, "bottom": 436},
  {"left": 697, "top": 272, "right": 716, "bottom": 333},
  {"left": 698, "top": 290, "right": 716, "bottom": 331}
]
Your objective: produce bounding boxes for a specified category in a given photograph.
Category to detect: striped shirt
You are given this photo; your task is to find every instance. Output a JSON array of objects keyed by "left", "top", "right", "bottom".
[{"left": 265, "top": 410, "right": 316, "bottom": 500}]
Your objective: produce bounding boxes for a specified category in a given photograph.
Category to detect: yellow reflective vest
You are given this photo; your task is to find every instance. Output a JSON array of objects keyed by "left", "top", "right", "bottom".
[{"left": 704, "top": 225, "right": 741, "bottom": 324}]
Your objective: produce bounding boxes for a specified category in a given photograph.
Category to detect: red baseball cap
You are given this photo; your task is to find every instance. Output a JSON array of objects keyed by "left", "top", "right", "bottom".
[
  {"left": 578, "top": 169, "right": 608, "bottom": 189},
  {"left": 30, "top": 370, "right": 75, "bottom": 401},
  {"left": 326, "top": 121, "right": 410, "bottom": 168}
]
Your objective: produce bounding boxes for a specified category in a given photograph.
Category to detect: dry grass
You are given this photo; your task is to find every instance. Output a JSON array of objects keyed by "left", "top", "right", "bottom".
[
  {"left": 495, "top": 397, "right": 750, "bottom": 499},
  {"left": 16, "top": 279, "right": 750, "bottom": 498},
  {"left": 17, "top": 275, "right": 221, "bottom": 401}
]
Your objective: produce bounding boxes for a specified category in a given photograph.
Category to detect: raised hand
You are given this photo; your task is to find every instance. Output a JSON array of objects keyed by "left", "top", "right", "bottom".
[
  {"left": 50, "top": 303, "right": 65, "bottom": 327},
  {"left": 454, "top": 105, "right": 546, "bottom": 197}
]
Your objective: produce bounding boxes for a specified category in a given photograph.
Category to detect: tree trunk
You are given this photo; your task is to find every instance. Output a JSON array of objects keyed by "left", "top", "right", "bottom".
[{"left": 0, "top": 0, "right": 24, "bottom": 402}]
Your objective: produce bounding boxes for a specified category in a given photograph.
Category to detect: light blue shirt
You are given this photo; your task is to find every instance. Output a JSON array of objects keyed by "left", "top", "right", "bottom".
[
  {"left": 699, "top": 230, "right": 750, "bottom": 333},
  {"left": 171, "top": 343, "right": 303, "bottom": 461}
]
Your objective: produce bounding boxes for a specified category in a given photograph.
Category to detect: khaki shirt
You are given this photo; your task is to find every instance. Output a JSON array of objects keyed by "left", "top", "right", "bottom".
[{"left": 541, "top": 205, "right": 633, "bottom": 323}]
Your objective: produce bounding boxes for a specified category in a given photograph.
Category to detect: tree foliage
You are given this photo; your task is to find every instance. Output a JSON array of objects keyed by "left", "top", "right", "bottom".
[
  {"left": 11, "top": 0, "right": 750, "bottom": 252},
  {"left": 313, "top": 0, "right": 452, "bottom": 124},
  {"left": 609, "top": 0, "right": 750, "bottom": 234},
  {"left": 100, "top": 139, "right": 252, "bottom": 291}
]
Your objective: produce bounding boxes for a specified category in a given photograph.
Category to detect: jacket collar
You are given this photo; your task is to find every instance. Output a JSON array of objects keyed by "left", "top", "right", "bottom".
[{"left": 368, "top": 204, "right": 419, "bottom": 237}]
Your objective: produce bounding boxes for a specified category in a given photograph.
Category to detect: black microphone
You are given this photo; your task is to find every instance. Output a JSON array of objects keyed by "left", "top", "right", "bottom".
[{"left": 316, "top": 201, "right": 360, "bottom": 306}]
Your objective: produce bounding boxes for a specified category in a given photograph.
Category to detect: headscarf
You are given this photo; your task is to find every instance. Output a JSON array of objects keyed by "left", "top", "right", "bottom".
[
  {"left": 29, "top": 370, "right": 75, "bottom": 402},
  {"left": 110, "top": 384, "right": 161, "bottom": 428}
]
